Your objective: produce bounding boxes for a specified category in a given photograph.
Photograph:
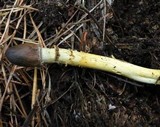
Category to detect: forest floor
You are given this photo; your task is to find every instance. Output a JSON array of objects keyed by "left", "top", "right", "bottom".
[{"left": 0, "top": 0, "right": 160, "bottom": 126}]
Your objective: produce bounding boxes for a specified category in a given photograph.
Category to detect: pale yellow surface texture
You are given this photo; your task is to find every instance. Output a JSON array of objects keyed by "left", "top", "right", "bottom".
[{"left": 41, "top": 48, "right": 160, "bottom": 84}]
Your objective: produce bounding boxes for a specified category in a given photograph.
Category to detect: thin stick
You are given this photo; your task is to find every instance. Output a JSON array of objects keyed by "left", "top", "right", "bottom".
[
  {"left": 31, "top": 67, "right": 37, "bottom": 109},
  {"left": 31, "top": 67, "right": 37, "bottom": 127}
]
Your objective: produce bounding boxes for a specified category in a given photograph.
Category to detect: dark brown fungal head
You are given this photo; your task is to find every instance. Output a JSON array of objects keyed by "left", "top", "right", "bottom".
[{"left": 5, "top": 43, "right": 41, "bottom": 67}]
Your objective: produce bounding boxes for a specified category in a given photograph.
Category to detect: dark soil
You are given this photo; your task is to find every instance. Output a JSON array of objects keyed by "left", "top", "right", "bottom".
[
  {"left": 36, "top": 0, "right": 160, "bottom": 126},
  {"left": 1, "top": 0, "right": 160, "bottom": 127}
]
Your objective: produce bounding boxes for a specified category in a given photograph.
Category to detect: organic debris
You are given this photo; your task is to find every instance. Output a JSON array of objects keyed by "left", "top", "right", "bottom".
[{"left": 0, "top": 0, "right": 160, "bottom": 126}]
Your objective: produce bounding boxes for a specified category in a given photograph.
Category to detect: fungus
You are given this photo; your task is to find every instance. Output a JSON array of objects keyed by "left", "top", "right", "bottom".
[{"left": 6, "top": 43, "right": 160, "bottom": 84}]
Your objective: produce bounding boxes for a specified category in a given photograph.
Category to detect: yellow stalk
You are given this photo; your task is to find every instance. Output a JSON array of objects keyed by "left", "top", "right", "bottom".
[{"left": 41, "top": 47, "right": 160, "bottom": 84}]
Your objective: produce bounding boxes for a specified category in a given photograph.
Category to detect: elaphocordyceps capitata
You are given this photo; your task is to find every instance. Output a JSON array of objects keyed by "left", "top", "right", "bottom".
[{"left": 5, "top": 43, "right": 160, "bottom": 84}]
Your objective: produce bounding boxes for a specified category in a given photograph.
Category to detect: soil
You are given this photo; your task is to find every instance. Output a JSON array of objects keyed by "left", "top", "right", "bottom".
[{"left": 1, "top": 0, "right": 160, "bottom": 126}]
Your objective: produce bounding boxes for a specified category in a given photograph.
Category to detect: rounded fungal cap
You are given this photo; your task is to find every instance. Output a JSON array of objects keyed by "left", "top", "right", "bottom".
[{"left": 5, "top": 43, "right": 41, "bottom": 67}]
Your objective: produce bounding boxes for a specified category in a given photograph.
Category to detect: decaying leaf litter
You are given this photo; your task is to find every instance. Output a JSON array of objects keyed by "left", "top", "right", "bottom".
[{"left": 0, "top": 0, "right": 160, "bottom": 126}]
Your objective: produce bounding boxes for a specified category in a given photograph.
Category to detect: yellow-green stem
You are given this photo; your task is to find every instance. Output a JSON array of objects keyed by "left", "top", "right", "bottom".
[{"left": 41, "top": 47, "right": 160, "bottom": 84}]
